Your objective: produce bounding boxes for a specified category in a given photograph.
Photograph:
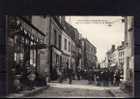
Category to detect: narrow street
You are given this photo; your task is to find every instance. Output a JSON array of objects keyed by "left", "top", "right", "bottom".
[
  {"left": 26, "top": 87, "right": 113, "bottom": 98},
  {"left": 24, "top": 80, "right": 128, "bottom": 98},
  {"left": 5, "top": 16, "right": 134, "bottom": 98}
]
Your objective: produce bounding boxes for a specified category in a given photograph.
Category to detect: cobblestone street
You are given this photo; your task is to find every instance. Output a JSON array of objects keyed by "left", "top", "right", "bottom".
[
  {"left": 26, "top": 87, "right": 113, "bottom": 98},
  {"left": 24, "top": 80, "right": 130, "bottom": 98}
]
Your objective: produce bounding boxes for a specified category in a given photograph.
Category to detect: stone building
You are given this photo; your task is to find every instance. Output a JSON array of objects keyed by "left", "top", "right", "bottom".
[
  {"left": 81, "top": 38, "right": 97, "bottom": 70},
  {"left": 61, "top": 30, "right": 72, "bottom": 68},
  {"left": 117, "top": 41, "right": 126, "bottom": 77},
  {"left": 49, "top": 16, "right": 64, "bottom": 80},
  {"left": 123, "top": 16, "right": 134, "bottom": 82},
  {"left": 63, "top": 21, "right": 82, "bottom": 72},
  {"left": 121, "top": 16, "right": 134, "bottom": 96},
  {"left": 100, "top": 59, "right": 107, "bottom": 68},
  {"left": 106, "top": 45, "right": 118, "bottom": 69},
  {"left": 31, "top": 16, "right": 50, "bottom": 79},
  {"left": 7, "top": 16, "right": 46, "bottom": 93}
]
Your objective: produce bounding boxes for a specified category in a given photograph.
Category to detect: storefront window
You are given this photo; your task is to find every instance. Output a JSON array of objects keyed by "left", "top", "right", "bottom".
[
  {"left": 33, "top": 42, "right": 36, "bottom": 67},
  {"left": 14, "top": 53, "right": 17, "bottom": 61},
  {"left": 30, "top": 41, "right": 37, "bottom": 67}
]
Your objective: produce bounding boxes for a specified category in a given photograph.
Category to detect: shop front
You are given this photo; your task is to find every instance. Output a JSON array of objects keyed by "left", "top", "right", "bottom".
[
  {"left": 50, "top": 47, "right": 62, "bottom": 80},
  {"left": 8, "top": 16, "right": 46, "bottom": 93}
]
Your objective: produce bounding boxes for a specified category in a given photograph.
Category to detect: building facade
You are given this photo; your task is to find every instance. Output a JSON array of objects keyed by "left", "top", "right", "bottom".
[
  {"left": 49, "top": 16, "right": 64, "bottom": 80},
  {"left": 123, "top": 16, "right": 134, "bottom": 95},
  {"left": 106, "top": 45, "right": 118, "bottom": 69},
  {"left": 124, "top": 16, "right": 134, "bottom": 82},
  {"left": 117, "top": 41, "right": 126, "bottom": 77},
  {"left": 7, "top": 16, "right": 46, "bottom": 93},
  {"left": 31, "top": 16, "right": 50, "bottom": 78},
  {"left": 100, "top": 59, "right": 107, "bottom": 68},
  {"left": 61, "top": 30, "right": 72, "bottom": 68},
  {"left": 63, "top": 21, "right": 82, "bottom": 72},
  {"left": 81, "top": 38, "right": 97, "bottom": 70}
]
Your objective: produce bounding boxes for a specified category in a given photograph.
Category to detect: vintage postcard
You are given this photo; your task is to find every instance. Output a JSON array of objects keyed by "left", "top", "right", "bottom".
[{"left": 5, "top": 16, "right": 134, "bottom": 98}]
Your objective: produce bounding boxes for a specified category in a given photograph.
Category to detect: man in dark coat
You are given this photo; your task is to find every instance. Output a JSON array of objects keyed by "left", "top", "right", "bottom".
[
  {"left": 77, "top": 67, "right": 81, "bottom": 80},
  {"left": 114, "top": 69, "right": 121, "bottom": 86},
  {"left": 96, "top": 70, "right": 101, "bottom": 86},
  {"left": 100, "top": 70, "right": 103, "bottom": 86},
  {"left": 88, "top": 68, "right": 93, "bottom": 84},
  {"left": 109, "top": 69, "right": 114, "bottom": 86},
  {"left": 104, "top": 69, "right": 109, "bottom": 86},
  {"left": 58, "top": 66, "right": 63, "bottom": 83},
  {"left": 67, "top": 62, "right": 73, "bottom": 84}
]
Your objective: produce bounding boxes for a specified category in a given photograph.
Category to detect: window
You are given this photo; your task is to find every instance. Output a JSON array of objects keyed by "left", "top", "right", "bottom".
[
  {"left": 68, "top": 41, "right": 70, "bottom": 52},
  {"left": 58, "top": 35, "right": 61, "bottom": 49},
  {"left": 56, "top": 54, "right": 58, "bottom": 65},
  {"left": 127, "top": 57, "right": 130, "bottom": 69},
  {"left": 54, "top": 30, "right": 57, "bottom": 46},
  {"left": 64, "top": 38, "right": 67, "bottom": 50}
]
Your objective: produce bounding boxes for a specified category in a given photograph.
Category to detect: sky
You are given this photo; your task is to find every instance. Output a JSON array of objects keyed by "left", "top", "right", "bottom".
[{"left": 65, "top": 16, "right": 125, "bottom": 63}]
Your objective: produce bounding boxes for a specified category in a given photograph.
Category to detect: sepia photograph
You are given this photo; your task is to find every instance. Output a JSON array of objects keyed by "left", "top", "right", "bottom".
[{"left": 6, "top": 16, "right": 134, "bottom": 98}]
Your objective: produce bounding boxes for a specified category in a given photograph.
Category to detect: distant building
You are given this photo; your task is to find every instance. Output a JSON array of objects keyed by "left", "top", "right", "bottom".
[
  {"left": 81, "top": 38, "right": 97, "bottom": 70},
  {"left": 61, "top": 30, "right": 72, "bottom": 68},
  {"left": 63, "top": 21, "right": 82, "bottom": 72},
  {"left": 117, "top": 41, "right": 126, "bottom": 71},
  {"left": 100, "top": 59, "right": 107, "bottom": 68},
  {"left": 106, "top": 45, "right": 118, "bottom": 69}
]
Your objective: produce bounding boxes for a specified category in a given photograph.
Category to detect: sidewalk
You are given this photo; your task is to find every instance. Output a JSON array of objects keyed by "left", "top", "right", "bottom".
[
  {"left": 7, "top": 86, "right": 49, "bottom": 98},
  {"left": 109, "top": 88, "right": 132, "bottom": 98}
]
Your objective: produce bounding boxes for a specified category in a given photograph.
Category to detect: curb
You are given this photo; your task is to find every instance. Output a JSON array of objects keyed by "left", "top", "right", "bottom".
[
  {"left": 106, "top": 90, "right": 115, "bottom": 97},
  {"left": 108, "top": 88, "right": 131, "bottom": 98},
  {"left": 7, "top": 85, "right": 50, "bottom": 98},
  {"left": 23, "top": 85, "right": 50, "bottom": 97}
]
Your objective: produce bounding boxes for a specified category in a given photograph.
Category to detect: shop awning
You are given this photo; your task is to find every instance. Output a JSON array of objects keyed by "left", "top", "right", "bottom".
[{"left": 17, "top": 17, "right": 45, "bottom": 43}]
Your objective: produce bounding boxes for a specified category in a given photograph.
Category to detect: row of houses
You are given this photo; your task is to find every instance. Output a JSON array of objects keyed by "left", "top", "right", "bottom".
[
  {"left": 100, "top": 16, "right": 134, "bottom": 95},
  {"left": 7, "top": 16, "right": 97, "bottom": 93},
  {"left": 100, "top": 42, "right": 126, "bottom": 70}
]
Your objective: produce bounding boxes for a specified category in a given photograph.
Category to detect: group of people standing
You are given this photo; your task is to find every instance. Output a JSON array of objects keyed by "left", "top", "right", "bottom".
[
  {"left": 55, "top": 62, "right": 74, "bottom": 84},
  {"left": 75, "top": 67, "right": 122, "bottom": 86},
  {"left": 95, "top": 68, "right": 122, "bottom": 86},
  {"left": 53, "top": 63, "right": 122, "bottom": 87}
]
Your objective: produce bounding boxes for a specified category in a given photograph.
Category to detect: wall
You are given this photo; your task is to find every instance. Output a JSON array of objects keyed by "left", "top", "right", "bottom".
[
  {"left": 61, "top": 30, "right": 72, "bottom": 68},
  {"left": 81, "top": 39, "right": 97, "bottom": 69},
  {"left": 61, "top": 31, "right": 71, "bottom": 55},
  {"left": 32, "top": 16, "right": 50, "bottom": 77}
]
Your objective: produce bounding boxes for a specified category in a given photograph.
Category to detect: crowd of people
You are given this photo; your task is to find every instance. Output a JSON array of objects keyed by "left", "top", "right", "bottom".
[
  {"left": 12, "top": 60, "right": 122, "bottom": 93},
  {"left": 55, "top": 64, "right": 123, "bottom": 87},
  {"left": 78, "top": 67, "right": 123, "bottom": 86}
]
